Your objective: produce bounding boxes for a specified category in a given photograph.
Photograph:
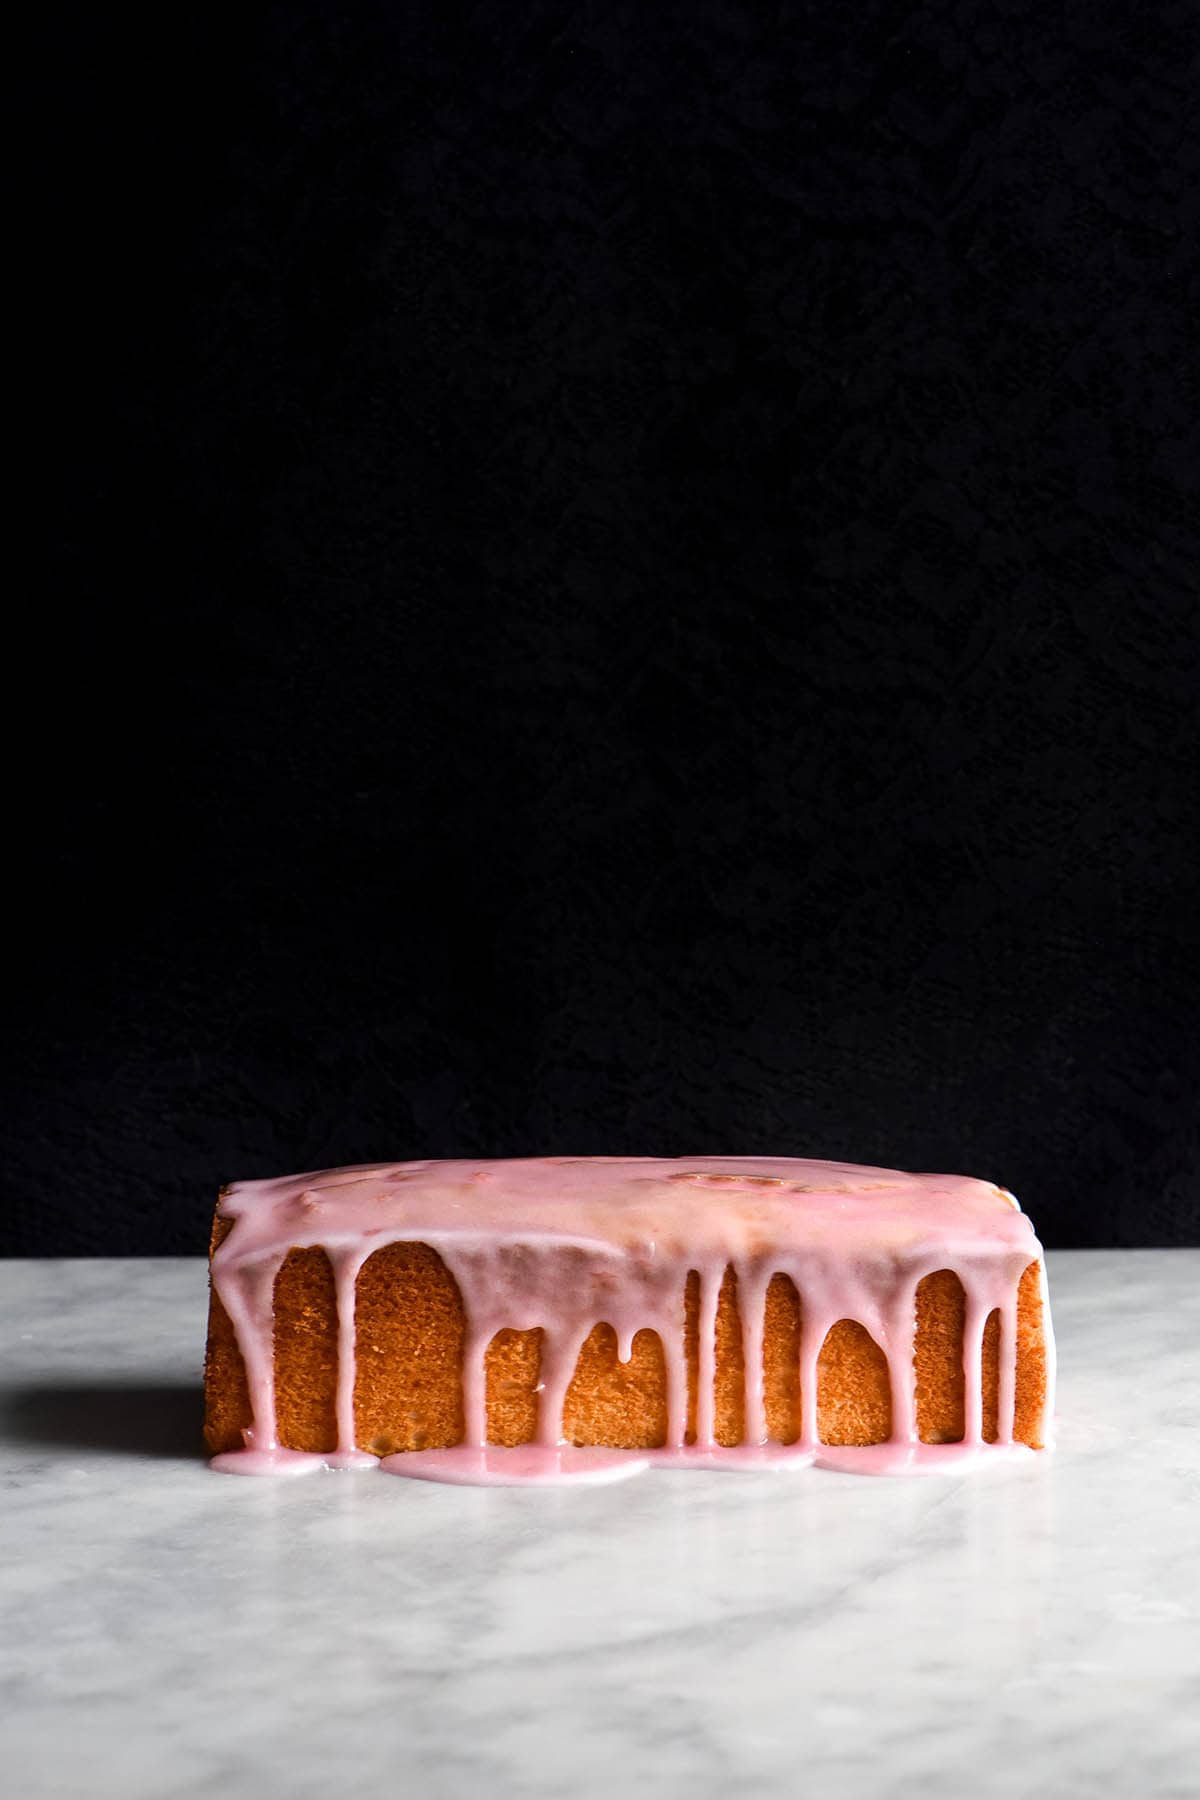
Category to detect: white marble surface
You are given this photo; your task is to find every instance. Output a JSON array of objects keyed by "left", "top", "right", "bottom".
[{"left": 1, "top": 1252, "right": 1197, "bottom": 1799}]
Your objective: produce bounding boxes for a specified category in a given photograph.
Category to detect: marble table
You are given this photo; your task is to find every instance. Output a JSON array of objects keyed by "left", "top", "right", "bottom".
[{"left": 1, "top": 1252, "right": 1197, "bottom": 1799}]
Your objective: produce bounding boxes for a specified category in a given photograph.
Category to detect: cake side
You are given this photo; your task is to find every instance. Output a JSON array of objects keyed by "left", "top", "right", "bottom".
[{"left": 204, "top": 1158, "right": 1052, "bottom": 1467}]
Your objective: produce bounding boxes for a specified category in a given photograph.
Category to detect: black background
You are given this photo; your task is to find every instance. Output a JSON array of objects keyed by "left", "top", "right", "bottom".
[{"left": 8, "top": 3, "right": 1198, "bottom": 1254}]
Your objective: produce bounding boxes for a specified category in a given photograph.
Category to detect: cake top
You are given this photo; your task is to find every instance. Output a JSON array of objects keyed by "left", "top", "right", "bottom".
[{"left": 216, "top": 1155, "right": 1039, "bottom": 1269}]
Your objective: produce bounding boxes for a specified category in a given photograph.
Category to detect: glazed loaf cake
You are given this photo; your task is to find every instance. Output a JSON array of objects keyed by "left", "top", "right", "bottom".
[{"left": 204, "top": 1156, "right": 1054, "bottom": 1481}]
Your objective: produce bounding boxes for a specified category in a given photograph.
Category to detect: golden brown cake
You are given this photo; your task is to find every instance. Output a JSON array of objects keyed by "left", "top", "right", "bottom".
[{"left": 204, "top": 1157, "right": 1054, "bottom": 1482}]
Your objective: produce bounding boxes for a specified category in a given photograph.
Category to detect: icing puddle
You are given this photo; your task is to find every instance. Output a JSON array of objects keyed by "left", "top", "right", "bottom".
[
  {"left": 211, "top": 1445, "right": 377, "bottom": 1477},
  {"left": 211, "top": 1439, "right": 1037, "bottom": 1484}
]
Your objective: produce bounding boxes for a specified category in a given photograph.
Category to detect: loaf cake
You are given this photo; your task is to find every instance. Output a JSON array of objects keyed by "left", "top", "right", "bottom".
[{"left": 204, "top": 1156, "right": 1055, "bottom": 1482}]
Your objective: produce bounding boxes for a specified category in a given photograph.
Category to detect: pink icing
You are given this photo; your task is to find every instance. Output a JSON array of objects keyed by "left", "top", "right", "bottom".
[{"left": 208, "top": 1156, "right": 1055, "bottom": 1482}]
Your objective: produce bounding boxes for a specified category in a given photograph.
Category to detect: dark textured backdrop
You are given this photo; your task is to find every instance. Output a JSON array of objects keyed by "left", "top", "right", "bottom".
[{"left": 9, "top": 3, "right": 1198, "bottom": 1253}]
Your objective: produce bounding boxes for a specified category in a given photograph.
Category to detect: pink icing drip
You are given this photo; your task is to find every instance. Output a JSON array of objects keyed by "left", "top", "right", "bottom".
[
  {"left": 215, "top": 1259, "right": 283, "bottom": 1455},
  {"left": 695, "top": 1269, "right": 719, "bottom": 1448},
  {"left": 887, "top": 1283, "right": 919, "bottom": 1446},
  {"left": 962, "top": 1293, "right": 988, "bottom": 1446},
  {"left": 741, "top": 1269, "right": 769, "bottom": 1448},
  {"left": 331, "top": 1247, "right": 369, "bottom": 1458},
  {"left": 460, "top": 1328, "right": 488, "bottom": 1449},
  {"left": 209, "top": 1156, "right": 1055, "bottom": 1482},
  {"left": 997, "top": 1292, "right": 1019, "bottom": 1445}
]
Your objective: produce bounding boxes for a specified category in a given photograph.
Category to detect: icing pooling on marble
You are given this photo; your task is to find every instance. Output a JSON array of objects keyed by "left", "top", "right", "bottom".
[{"left": 209, "top": 1156, "right": 1055, "bottom": 1482}]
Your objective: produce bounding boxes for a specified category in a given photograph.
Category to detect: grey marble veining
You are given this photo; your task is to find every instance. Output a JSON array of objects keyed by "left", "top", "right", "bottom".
[{"left": 1, "top": 1252, "right": 1197, "bottom": 1799}]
